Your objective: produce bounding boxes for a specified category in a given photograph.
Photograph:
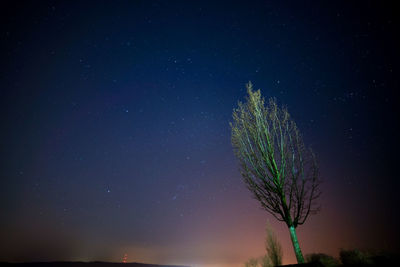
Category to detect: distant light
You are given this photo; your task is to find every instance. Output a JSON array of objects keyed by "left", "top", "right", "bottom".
[{"left": 122, "top": 254, "right": 128, "bottom": 263}]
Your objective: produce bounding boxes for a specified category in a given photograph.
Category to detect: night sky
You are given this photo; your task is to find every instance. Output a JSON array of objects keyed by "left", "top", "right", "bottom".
[{"left": 1, "top": 1, "right": 399, "bottom": 267}]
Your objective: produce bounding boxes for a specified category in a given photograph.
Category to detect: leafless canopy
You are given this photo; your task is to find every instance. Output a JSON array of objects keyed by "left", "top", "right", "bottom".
[{"left": 231, "top": 82, "right": 321, "bottom": 228}]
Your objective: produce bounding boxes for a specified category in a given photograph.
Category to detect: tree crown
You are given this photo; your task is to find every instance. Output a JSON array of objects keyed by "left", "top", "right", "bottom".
[{"left": 231, "top": 82, "right": 321, "bottom": 227}]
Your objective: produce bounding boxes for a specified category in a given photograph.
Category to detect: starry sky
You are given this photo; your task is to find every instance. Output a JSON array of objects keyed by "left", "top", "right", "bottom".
[{"left": 1, "top": 1, "right": 399, "bottom": 267}]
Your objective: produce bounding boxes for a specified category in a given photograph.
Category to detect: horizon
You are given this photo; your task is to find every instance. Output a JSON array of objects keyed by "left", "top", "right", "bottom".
[{"left": 1, "top": 1, "right": 398, "bottom": 266}]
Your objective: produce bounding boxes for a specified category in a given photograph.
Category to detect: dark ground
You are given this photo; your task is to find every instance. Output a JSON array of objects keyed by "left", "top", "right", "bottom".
[{"left": 0, "top": 263, "right": 189, "bottom": 267}]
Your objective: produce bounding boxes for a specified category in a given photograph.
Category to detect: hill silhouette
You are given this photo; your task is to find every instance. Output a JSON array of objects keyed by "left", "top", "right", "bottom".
[{"left": 0, "top": 262, "right": 189, "bottom": 267}]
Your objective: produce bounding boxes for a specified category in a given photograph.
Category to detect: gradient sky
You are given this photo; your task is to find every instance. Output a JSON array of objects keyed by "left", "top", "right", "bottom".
[{"left": 1, "top": 1, "right": 398, "bottom": 267}]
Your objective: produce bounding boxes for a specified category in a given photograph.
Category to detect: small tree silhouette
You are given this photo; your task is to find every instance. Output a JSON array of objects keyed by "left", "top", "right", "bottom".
[{"left": 265, "top": 225, "right": 282, "bottom": 266}]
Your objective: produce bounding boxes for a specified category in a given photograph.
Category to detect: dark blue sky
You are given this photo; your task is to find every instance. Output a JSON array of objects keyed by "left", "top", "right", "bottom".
[{"left": 1, "top": 1, "right": 398, "bottom": 266}]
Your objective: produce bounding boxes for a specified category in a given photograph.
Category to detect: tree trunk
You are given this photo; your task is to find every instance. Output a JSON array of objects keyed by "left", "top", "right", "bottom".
[{"left": 288, "top": 225, "right": 304, "bottom": 263}]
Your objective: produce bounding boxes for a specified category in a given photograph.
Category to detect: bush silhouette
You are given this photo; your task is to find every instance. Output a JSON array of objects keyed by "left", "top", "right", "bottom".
[
  {"left": 339, "top": 249, "right": 372, "bottom": 266},
  {"left": 306, "top": 253, "right": 339, "bottom": 267}
]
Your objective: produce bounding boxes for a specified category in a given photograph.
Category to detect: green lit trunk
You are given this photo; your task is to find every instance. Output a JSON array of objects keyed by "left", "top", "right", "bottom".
[{"left": 289, "top": 225, "right": 304, "bottom": 263}]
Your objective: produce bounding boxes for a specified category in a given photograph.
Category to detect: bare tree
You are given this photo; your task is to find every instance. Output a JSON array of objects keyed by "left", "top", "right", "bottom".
[
  {"left": 265, "top": 224, "right": 282, "bottom": 266},
  {"left": 231, "top": 82, "right": 321, "bottom": 263}
]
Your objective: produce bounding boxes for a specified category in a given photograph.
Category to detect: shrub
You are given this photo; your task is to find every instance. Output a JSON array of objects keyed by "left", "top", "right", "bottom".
[
  {"left": 306, "top": 253, "right": 339, "bottom": 267},
  {"left": 339, "top": 249, "right": 372, "bottom": 266}
]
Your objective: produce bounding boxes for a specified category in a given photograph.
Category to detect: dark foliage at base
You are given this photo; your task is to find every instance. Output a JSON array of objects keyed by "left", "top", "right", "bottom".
[
  {"left": 278, "top": 263, "right": 324, "bottom": 267},
  {"left": 339, "top": 249, "right": 397, "bottom": 266},
  {"left": 278, "top": 249, "right": 398, "bottom": 267},
  {"left": 306, "top": 253, "right": 339, "bottom": 267}
]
